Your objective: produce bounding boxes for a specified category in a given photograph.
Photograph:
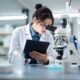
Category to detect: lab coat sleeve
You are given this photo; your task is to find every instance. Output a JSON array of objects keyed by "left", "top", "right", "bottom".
[
  {"left": 8, "top": 28, "right": 20, "bottom": 60},
  {"left": 46, "top": 31, "right": 57, "bottom": 64}
]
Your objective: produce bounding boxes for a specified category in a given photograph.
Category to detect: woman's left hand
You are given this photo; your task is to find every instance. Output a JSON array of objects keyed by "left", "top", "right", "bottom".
[{"left": 29, "top": 51, "right": 49, "bottom": 64}]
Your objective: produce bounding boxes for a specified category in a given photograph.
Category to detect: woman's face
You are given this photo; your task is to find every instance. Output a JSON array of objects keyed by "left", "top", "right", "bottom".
[{"left": 32, "top": 18, "right": 52, "bottom": 35}]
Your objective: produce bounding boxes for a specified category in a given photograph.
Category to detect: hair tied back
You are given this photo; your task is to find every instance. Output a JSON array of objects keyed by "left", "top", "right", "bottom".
[{"left": 35, "top": 3, "right": 42, "bottom": 10}]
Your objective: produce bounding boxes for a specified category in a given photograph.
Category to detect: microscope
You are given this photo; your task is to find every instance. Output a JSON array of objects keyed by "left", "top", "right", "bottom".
[{"left": 54, "top": 18, "right": 69, "bottom": 60}]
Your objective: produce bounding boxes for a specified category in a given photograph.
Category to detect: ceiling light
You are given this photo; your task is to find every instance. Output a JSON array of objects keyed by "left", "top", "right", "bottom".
[
  {"left": 0, "top": 15, "right": 27, "bottom": 20},
  {"left": 53, "top": 12, "right": 80, "bottom": 18}
]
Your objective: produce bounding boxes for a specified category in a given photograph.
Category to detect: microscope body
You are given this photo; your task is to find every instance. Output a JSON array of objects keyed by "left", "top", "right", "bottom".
[{"left": 54, "top": 27, "right": 69, "bottom": 60}]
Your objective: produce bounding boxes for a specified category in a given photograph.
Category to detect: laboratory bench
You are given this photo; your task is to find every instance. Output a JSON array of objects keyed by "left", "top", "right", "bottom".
[{"left": 0, "top": 64, "right": 80, "bottom": 80}]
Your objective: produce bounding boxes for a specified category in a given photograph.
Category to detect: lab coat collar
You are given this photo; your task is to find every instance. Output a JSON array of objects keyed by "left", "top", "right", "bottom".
[{"left": 23, "top": 23, "right": 32, "bottom": 40}]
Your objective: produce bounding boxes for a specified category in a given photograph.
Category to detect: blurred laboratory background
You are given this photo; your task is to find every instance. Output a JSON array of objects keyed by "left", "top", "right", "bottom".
[{"left": 0, "top": 0, "right": 80, "bottom": 64}]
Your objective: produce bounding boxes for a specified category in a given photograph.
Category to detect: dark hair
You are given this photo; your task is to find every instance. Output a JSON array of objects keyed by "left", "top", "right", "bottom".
[{"left": 33, "top": 3, "right": 54, "bottom": 25}]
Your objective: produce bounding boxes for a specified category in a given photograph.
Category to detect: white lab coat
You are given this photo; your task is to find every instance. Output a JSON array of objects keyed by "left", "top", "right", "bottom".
[{"left": 8, "top": 23, "right": 57, "bottom": 64}]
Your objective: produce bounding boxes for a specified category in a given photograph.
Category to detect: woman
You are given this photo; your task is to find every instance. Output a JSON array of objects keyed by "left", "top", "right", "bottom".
[{"left": 8, "top": 4, "right": 57, "bottom": 65}]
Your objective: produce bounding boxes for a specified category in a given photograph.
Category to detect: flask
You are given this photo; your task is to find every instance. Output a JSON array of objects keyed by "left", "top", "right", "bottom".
[{"left": 12, "top": 50, "right": 25, "bottom": 75}]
